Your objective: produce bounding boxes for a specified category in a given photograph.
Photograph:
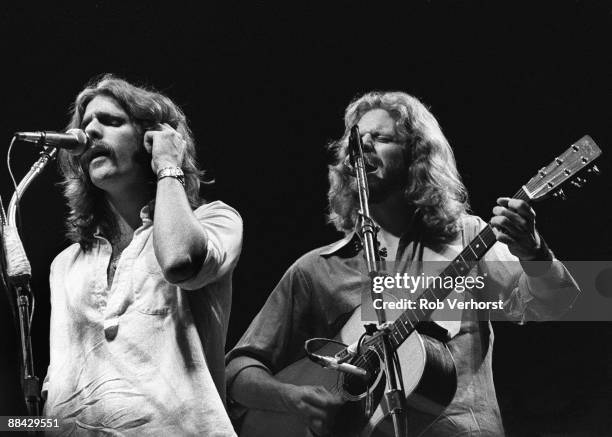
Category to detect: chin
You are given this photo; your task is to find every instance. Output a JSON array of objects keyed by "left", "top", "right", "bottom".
[
  {"left": 368, "top": 179, "right": 406, "bottom": 204},
  {"left": 367, "top": 182, "right": 388, "bottom": 203},
  {"left": 88, "top": 169, "right": 116, "bottom": 191}
]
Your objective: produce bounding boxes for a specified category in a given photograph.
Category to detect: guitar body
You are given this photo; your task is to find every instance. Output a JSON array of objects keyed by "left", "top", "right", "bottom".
[{"left": 240, "top": 307, "right": 456, "bottom": 437}]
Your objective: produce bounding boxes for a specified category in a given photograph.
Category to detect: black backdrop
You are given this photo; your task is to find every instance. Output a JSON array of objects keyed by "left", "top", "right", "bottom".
[{"left": 1, "top": 2, "right": 611, "bottom": 435}]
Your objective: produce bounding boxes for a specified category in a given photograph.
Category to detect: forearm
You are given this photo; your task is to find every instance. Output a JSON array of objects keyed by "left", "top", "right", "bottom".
[
  {"left": 230, "top": 364, "right": 345, "bottom": 435},
  {"left": 153, "top": 177, "right": 207, "bottom": 283},
  {"left": 518, "top": 237, "right": 578, "bottom": 302},
  {"left": 230, "top": 366, "right": 294, "bottom": 413},
  {"left": 523, "top": 258, "right": 580, "bottom": 302},
  {"left": 486, "top": 236, "right": 580, "bottom": 321}
]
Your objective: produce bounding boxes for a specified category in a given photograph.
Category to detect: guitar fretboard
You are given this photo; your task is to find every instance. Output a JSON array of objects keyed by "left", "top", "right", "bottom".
[{"left": 369, "top": 187, "right": 529, "bottom": 356}]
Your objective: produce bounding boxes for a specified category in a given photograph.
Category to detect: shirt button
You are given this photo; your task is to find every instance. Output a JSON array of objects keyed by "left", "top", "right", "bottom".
[{"left": 104, "top": 317, "right": 119, "bottom": 341}]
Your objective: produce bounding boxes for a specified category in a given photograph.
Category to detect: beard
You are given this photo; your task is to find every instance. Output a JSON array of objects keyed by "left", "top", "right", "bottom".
[{"left": 367, "top": 159, "right": 407, "bottom": 203}]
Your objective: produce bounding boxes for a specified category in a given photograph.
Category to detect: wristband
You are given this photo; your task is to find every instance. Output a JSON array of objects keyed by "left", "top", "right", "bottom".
[{"left": 157, "top": 166, "right": 185, "bottom": 187}]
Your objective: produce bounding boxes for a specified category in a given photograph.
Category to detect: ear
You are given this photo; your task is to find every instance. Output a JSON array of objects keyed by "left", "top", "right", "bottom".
[{"left": 142, "top": 131, "right": 154, "bottom": 154}]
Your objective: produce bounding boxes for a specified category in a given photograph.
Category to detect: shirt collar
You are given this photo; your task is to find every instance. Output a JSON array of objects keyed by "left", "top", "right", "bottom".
[
  {"left": 319, "top": 232, "right": 362, "bottom": 257},
  {"left": 93, "top": 204, "right": 153, "bottom": 239},
  {"left": 319, "top": 220, "right": 425, "bottom": 258},
  {"left": 139, "top": 204, "right": 153, "bottom": 226}
]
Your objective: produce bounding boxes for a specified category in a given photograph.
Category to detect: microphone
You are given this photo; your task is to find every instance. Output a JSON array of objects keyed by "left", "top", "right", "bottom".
[
  {"left": 14, "top": 129, "right": 89, "bottom": 156},
  {"left": 312, "top": 354, "right": 368, "bottom": 378},
  {"left": 342, "top": 156, "right": 378, "bottom": 174},
  {"left": 348, "top": 125, "right": 361, "bottom": 168},
  {"left": 343, "top": 126, "right": 377, "bottom": 174}
]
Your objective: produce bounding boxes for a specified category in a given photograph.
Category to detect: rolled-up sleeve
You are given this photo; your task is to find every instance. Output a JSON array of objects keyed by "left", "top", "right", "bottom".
[
  {"left": 176, "top": 201, "right": 243, "bottom": 290},
  {"left": 225, "top": 263, "right": 312, "bottom": 404},
  {"left": 476, "top": 217, "right": 580, "bottom": 322}
]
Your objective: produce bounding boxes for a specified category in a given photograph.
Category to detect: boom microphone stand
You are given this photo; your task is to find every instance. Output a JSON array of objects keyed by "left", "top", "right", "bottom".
[
  {"left": 348, "top": 126, "right": 407, "bottom": 437},
  {"left": 2, "top": 143, "right": 58, "bottom": 418}
]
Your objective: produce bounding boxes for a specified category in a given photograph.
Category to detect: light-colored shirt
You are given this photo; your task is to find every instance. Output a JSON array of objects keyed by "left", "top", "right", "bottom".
[{"left": 43, "top": 200, "right": 242, "bottom": 436}]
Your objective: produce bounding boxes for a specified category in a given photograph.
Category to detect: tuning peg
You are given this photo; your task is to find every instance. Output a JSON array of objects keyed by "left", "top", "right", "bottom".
[
  {"left": 588, "top": 165, "right": 600, "bottom": 175},
  {"left": 553, "top": 188, "right": 567, "bottom": 200}
]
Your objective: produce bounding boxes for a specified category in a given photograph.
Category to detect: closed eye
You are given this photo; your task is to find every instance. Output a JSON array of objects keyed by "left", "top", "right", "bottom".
[
  {"left": 98, "top": 114, "right": 125, "bottom": 127},
  {"left": 80, "top": 113, "right": 126, "bottom": 129}
]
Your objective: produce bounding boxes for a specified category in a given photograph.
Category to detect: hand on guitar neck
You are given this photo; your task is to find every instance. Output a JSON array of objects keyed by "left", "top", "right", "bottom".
[
  {"left": 232, "top": 366, "right": 344, "bottom": 436},
  {"left": 490, "top": 197, "right": 547, "bottom": 261}
]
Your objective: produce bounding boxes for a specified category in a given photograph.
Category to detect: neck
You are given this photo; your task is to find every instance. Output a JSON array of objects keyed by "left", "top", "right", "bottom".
[
  {"left": 369, "top": 190, "right": 414, "bottom": 237},
  {"left": 105, "top": 188, "right": 151, "bottom": 234}
]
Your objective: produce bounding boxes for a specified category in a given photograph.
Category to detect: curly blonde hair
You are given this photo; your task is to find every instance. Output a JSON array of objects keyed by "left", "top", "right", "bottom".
[{"left": 327, "top": 91, "right": 468, "bottom": 243}]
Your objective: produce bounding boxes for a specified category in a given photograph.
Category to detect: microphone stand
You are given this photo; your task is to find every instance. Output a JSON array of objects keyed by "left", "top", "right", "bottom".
[
  {"left": 2, "top": 143, "right": 58, "bottom": 420},
  {"left": 349, "top": 126, "right": 407, "bottom": 437}
]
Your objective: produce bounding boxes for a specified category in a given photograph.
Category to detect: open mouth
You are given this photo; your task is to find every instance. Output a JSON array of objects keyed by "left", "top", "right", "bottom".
[
  {"left": 79, "top": 143, "right": 114, "bottom": 171},
  {"left": 363, "top": 156, "right": 380, "bottom": 173},
  {"left": 343, "top": 155, "right": 380, "bottom": 176}
]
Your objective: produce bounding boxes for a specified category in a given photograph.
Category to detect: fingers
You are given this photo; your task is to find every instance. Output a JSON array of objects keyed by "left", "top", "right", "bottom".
[
  {"left": 496, "top": 197, "right": 536, "bottom": 220},
  {"left": 308, "top": 419, "right": 329, "bottom": 437},
  {"left": 294, "top": 386, "right": 344, "bottom": 436},
  {"left": 491, "top": 197, "right": 536, "bottom": 236},
  {"left": 300, "top": 403, "right": 332, "bottom": 436},
  {"left": 306, "top": 410, "right": 334, "bottom": 436},
  {"left": 143, "top": 122, "right": 186, "bottom": 171},
  {"left": 303, "top": 386, "right": 344, "bottom": 408},
  {"left": 490, "top": 225, "right": 517, "bottom": 246},
  {"left": 490, "top": 197, "right": 543, "bottom": 260},
  {"left": 491, "top": 206, "right": 528, "bottom": 232},
  {"left": 145, "top": 123, "right": 183, "bottom": 141},
  {"left": 143, "top": 124, "right": 175, "bottom": 154}
]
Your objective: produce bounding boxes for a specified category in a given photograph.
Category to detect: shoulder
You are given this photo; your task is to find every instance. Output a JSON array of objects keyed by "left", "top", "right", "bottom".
[
  {"left": 289, "top": 236, "right": 351, "bottom": 277},
  {"left": 50, "top": 242, "right": 85, "bottom": 278},
  {"left": 194, "top": 200, "right": 241, "bottom": 219},
  {"left": 193, "top": 200, "right": 243, "bottom": 228},
  {"left": 51, "top": 243, "right": 82, "bottom": 268}
]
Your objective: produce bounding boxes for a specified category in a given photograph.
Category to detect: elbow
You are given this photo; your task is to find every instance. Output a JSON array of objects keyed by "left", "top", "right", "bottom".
[{"left": 160, "top": 252, "right": 206, "bottom": 285}]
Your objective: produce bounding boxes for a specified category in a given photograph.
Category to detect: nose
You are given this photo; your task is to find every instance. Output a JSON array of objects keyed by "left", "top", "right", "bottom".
[
  {"left": 84, "top": 117, "right": 103, "bottom": 140},
  {"left": 360, "top": 133, "right": 375, "bottom": 152}
]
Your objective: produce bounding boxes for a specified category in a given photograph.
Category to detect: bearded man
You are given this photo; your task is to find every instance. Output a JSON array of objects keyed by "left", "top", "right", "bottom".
[{"left": 226, "top": 91, "right": 577, "bottom": 436}]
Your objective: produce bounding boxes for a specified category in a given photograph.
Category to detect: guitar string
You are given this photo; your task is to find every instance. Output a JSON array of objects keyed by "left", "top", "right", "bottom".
[{"left": 349, "top": 188, "right": 530, "bottom": 379}]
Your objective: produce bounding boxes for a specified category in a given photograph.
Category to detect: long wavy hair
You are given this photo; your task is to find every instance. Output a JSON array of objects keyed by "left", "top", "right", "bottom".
[
  {"left": 58, "top": 74, "right": 205, "bottom": 251},
  {"left": 328, "top": 91, "right": 468, "bottom": 243}
]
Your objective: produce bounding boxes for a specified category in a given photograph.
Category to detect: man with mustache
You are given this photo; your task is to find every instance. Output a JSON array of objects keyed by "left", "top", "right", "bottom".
[
  {"left": 42, "top": 75, "right": 242, "bottom": 436},
  {"left": 226, "top": 91, "right": 578, "bottom": 436}
]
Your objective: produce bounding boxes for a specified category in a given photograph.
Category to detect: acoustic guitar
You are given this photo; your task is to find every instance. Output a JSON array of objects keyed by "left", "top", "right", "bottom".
[{"left": 240, "top": 136, "right": 601, "bottom": 437}]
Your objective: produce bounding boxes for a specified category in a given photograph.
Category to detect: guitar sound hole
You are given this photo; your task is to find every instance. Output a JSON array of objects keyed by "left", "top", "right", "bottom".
[{"left": 341, "top": 353, "right": 381, "bottom": 398}]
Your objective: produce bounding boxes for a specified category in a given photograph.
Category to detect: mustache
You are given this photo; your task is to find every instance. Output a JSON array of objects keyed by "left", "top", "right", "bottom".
[
  {"left": 341, "top": 154, "right": 381, "bottom": 175},
  {"left": 79, "top": 141, "right": 115, "bottom": 171}
]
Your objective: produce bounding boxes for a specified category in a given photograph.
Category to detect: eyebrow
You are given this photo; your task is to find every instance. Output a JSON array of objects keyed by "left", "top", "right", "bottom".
[
  {"left": 80, "top": 110, "right": 126, "bottom": 128},
  {"left": 361, "top": 127, "right": 395, "bottom": 136}
]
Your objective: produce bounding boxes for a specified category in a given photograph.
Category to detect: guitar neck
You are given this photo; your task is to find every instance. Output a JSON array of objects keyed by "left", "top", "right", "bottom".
[{"left": 371, "top": 186, "right": 530, "bottom": 353}]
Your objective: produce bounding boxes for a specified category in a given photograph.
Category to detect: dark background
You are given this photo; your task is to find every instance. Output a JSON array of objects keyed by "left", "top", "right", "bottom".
[{"left": 1, "top": 2, "right": 611, "bottom": 435}]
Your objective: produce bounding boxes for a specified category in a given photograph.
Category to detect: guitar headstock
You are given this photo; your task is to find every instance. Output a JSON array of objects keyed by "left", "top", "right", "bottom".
[{"left": 523, "top": 135, "right": 602, "bottom": 202}]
